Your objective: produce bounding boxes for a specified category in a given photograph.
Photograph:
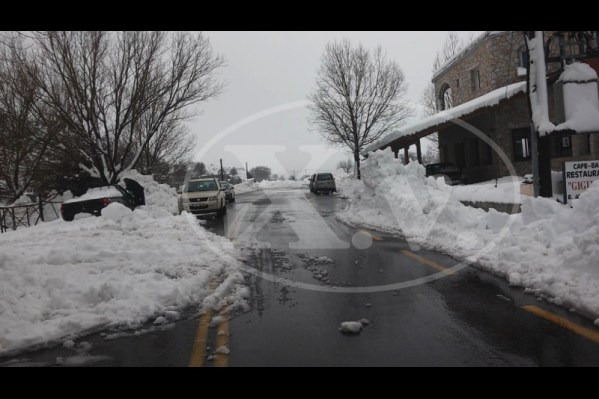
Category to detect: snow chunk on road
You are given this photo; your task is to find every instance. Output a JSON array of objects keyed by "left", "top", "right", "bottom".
[
  {"left": 339, "top": 321, "right": 363, "bottom": 333},
  {"left": 215, "top": 345, "right": 230, "bottom": 354}
]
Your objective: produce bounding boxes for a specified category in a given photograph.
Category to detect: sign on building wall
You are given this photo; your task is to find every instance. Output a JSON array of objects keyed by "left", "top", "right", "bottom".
[{"left": 563, "top": 160, "right": 599, "bottom": 203}]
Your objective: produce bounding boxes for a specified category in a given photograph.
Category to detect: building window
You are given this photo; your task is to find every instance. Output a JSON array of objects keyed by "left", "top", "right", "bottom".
[
  {"left": 456, "top": 78, "right": 460, "bottom": 88},
  {"left": 552, "top": 131, "right": 573, "bottom": 157},
  {"left": 519, "top": 47, "right": 529, "bottom": 68},
  {"left": 470, "top": 69, "right": 480, "bottom": 92},
  {"left": 512, "top": 128, "right": 531, "bottom": 161}
]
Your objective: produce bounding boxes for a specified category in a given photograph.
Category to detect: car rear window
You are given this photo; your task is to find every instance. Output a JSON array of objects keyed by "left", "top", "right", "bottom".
[
  {"left": 185, "top": 180, "right": 218, "bottom": 192},
  {"left": 317, "top": 173, "right": 333, "bottom": 180}
]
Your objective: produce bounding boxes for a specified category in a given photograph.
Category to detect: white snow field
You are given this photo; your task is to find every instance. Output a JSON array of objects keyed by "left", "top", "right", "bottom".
[
  {"left": 0, "top": 171, "right": 248, "bottom": 356},
  {"left": 338, "top": 148, "right": 599, "bottom": 322}
]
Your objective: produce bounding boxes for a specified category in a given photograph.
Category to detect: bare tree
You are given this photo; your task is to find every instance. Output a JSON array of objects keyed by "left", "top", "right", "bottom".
[
  {"left": 420, "top": 82, "right": 438, "bottom": 117},
  {"left": 336, "top": 158, "right": 354, "bottom": 174},
  {"left": 308, "top": 39, "right": 412, "bottom": 179},
  {"left": 24, "top": 31, "right": 225, "bottom": 185},
  {"left": 132, "top": 111, "right": 197, "bottom": 184},
  {"left": 250, "top": 166, "right": 271, "bottom": 182},
  {"left": 0, "top": 34, "right": 59, "bottom": 202}
]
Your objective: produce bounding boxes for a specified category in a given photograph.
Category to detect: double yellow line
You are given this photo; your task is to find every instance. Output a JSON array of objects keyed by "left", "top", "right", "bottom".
[
  {"left": 189, "top": 204, "right": 249, "bottom": 367},
  {"left": 188, "top": 306, "right": 230, "bottom": 367},
  {"left": 189, "top": 281, "right": 231, "bottom": 367}
]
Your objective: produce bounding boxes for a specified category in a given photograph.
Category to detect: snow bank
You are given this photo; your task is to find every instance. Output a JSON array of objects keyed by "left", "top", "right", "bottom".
[
  {"left": 0, "top": 206, "right": 248, "bottom": 356},
  {"left": 451, "top": 177, "right": 522, "bottom": 204},
  {"left": 120, "top": 169, "right": 179, "bottom": 214},
  {"left": 339, "top": 147, "right": 599, "bottom": 321},
  {"left": 332, "top": 169, "right": 362, "bottom": 199},
  {"left": 101, "top": 202, "right": 133, "bottom": 222}
]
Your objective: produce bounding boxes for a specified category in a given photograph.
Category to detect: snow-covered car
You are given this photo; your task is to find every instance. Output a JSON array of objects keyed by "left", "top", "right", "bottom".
[
  {"left": 60, "top": 185, "right": 138, "bottom": 221},
  {"left": 220, "top": 181, "right": 236, "bottom": 203},
  {"left": 178, "top": 178, "right": 227, "bottom": 217},
  {"left": 425, "top": 162, "right": 466, "bottom": 185}
]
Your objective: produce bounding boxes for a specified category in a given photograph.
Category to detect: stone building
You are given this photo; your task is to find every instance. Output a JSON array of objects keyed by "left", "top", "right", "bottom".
[{"left": 365, "top": 31, "right": 599, "bottom": 184}]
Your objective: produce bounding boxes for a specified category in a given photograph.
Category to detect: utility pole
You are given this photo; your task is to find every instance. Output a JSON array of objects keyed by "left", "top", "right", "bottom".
[
  {"left": 525, "top": 30, "right": 554, "bottom": 197},
  {"left": 220, "top": 158, "right": 224, "bottom": 181},
  {"left": 246, "top": 162, "right": 249, "bottom": 179}
]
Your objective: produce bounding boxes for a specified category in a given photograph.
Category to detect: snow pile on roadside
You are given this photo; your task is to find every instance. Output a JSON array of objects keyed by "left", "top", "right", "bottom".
[
  {"left": 451, "top": 176, "right": 523, "bottom": 204},
  {"left": 333, "top": 168, "right": 362, "bottom": 199},
  {"left": 234, "top": 179, "right": 305, "bottom": 194},
  {"left": 0, "top": 204, "right": 248, "bottom": 357},
  {"left": 338, "top": 147, "right": 599, "bottom": 320},
  {"left": 234, "top": 179, "right": 258, "bottom": 194},
  {"left": 120, "top": 169, "right": 178, "bottom": 214}
]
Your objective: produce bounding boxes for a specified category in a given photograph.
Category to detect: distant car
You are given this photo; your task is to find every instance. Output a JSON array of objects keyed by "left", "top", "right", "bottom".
[
  {"left": 219, "top": 181, "right": 235, "bottom": 203},
  {"left": 60, "top": 184, "right": 138, "bottom": 221},
  {"left": 310, "top": 172, "right": 336, "bottom": 194},
  {"left": 425, "top": 162, "right": 466, "bottom": 185},
  {"left": 178, "top": 178, "right": 227, "bottom": 217}
]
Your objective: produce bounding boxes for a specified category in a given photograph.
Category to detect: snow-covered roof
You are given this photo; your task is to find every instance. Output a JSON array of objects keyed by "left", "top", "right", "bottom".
[
  {"left": 363, "top": 81, "right": 527, "bottom": 155},
  {"left": 63, "top": 186, "right": 124, "bottom": 204},
  {"left": 432, "top": 31, "right": 506, "bottom": 81}
]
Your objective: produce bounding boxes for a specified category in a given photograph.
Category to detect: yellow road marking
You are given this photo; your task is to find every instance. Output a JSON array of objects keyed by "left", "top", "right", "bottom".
[
  {"left": 188, "top": 307, "right": 213, "bottom": 367},
  {"left": 400, "top": 249, "right": 456, "bottom": 275},
  {"left": 522, "top": 305, "right": 599, "bottom": 344},
  {"left": 189, "top": 279, "right": 219, "bottom": 367},
  {"left": 227, "top": 204, "right": 250, "bottom": 240},
  {"left": 214, "top": 308, "right": 230, "bottom": 367}
]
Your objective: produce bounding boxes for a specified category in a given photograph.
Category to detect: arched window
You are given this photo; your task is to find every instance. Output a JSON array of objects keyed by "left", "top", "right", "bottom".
[{"left": 438, "top": 83, "right": 453, "bottom": 110}]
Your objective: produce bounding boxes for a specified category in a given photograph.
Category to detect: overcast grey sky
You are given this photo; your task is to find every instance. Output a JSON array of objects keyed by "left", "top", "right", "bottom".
[{"left": 186, "top": 31, "right": 480, "bottom": 177}]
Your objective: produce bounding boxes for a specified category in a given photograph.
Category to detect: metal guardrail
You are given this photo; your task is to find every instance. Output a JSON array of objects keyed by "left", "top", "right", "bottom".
[{"left": 0, "top": 196, "right": 62, "bottom": 233}]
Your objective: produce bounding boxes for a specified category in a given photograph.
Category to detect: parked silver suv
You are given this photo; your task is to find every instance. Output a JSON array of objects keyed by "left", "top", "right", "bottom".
[
  {"left": 178, "top": 178, "right": 227, "bottom": 217},
  {"left": 309, "top": 172, "right": 336, "bottom": 195}
]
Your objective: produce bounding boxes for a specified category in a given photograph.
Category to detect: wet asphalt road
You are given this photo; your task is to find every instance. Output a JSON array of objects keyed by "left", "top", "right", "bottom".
[{"left": 4, "top": 186, "right": 599, "bottom": 366}]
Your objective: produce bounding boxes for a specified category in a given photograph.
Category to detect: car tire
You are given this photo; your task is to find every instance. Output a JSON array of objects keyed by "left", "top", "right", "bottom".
[
  {"left": 217, "top": 201, "right": 227, "bottom": 216},
  {"left": 62, "top": 213, "right": 74, "bottom": 222}
]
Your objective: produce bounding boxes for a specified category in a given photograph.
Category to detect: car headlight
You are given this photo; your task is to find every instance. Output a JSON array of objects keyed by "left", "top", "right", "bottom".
[{"left": 208, "top": 196, "right": 217, "bottom": 201}]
